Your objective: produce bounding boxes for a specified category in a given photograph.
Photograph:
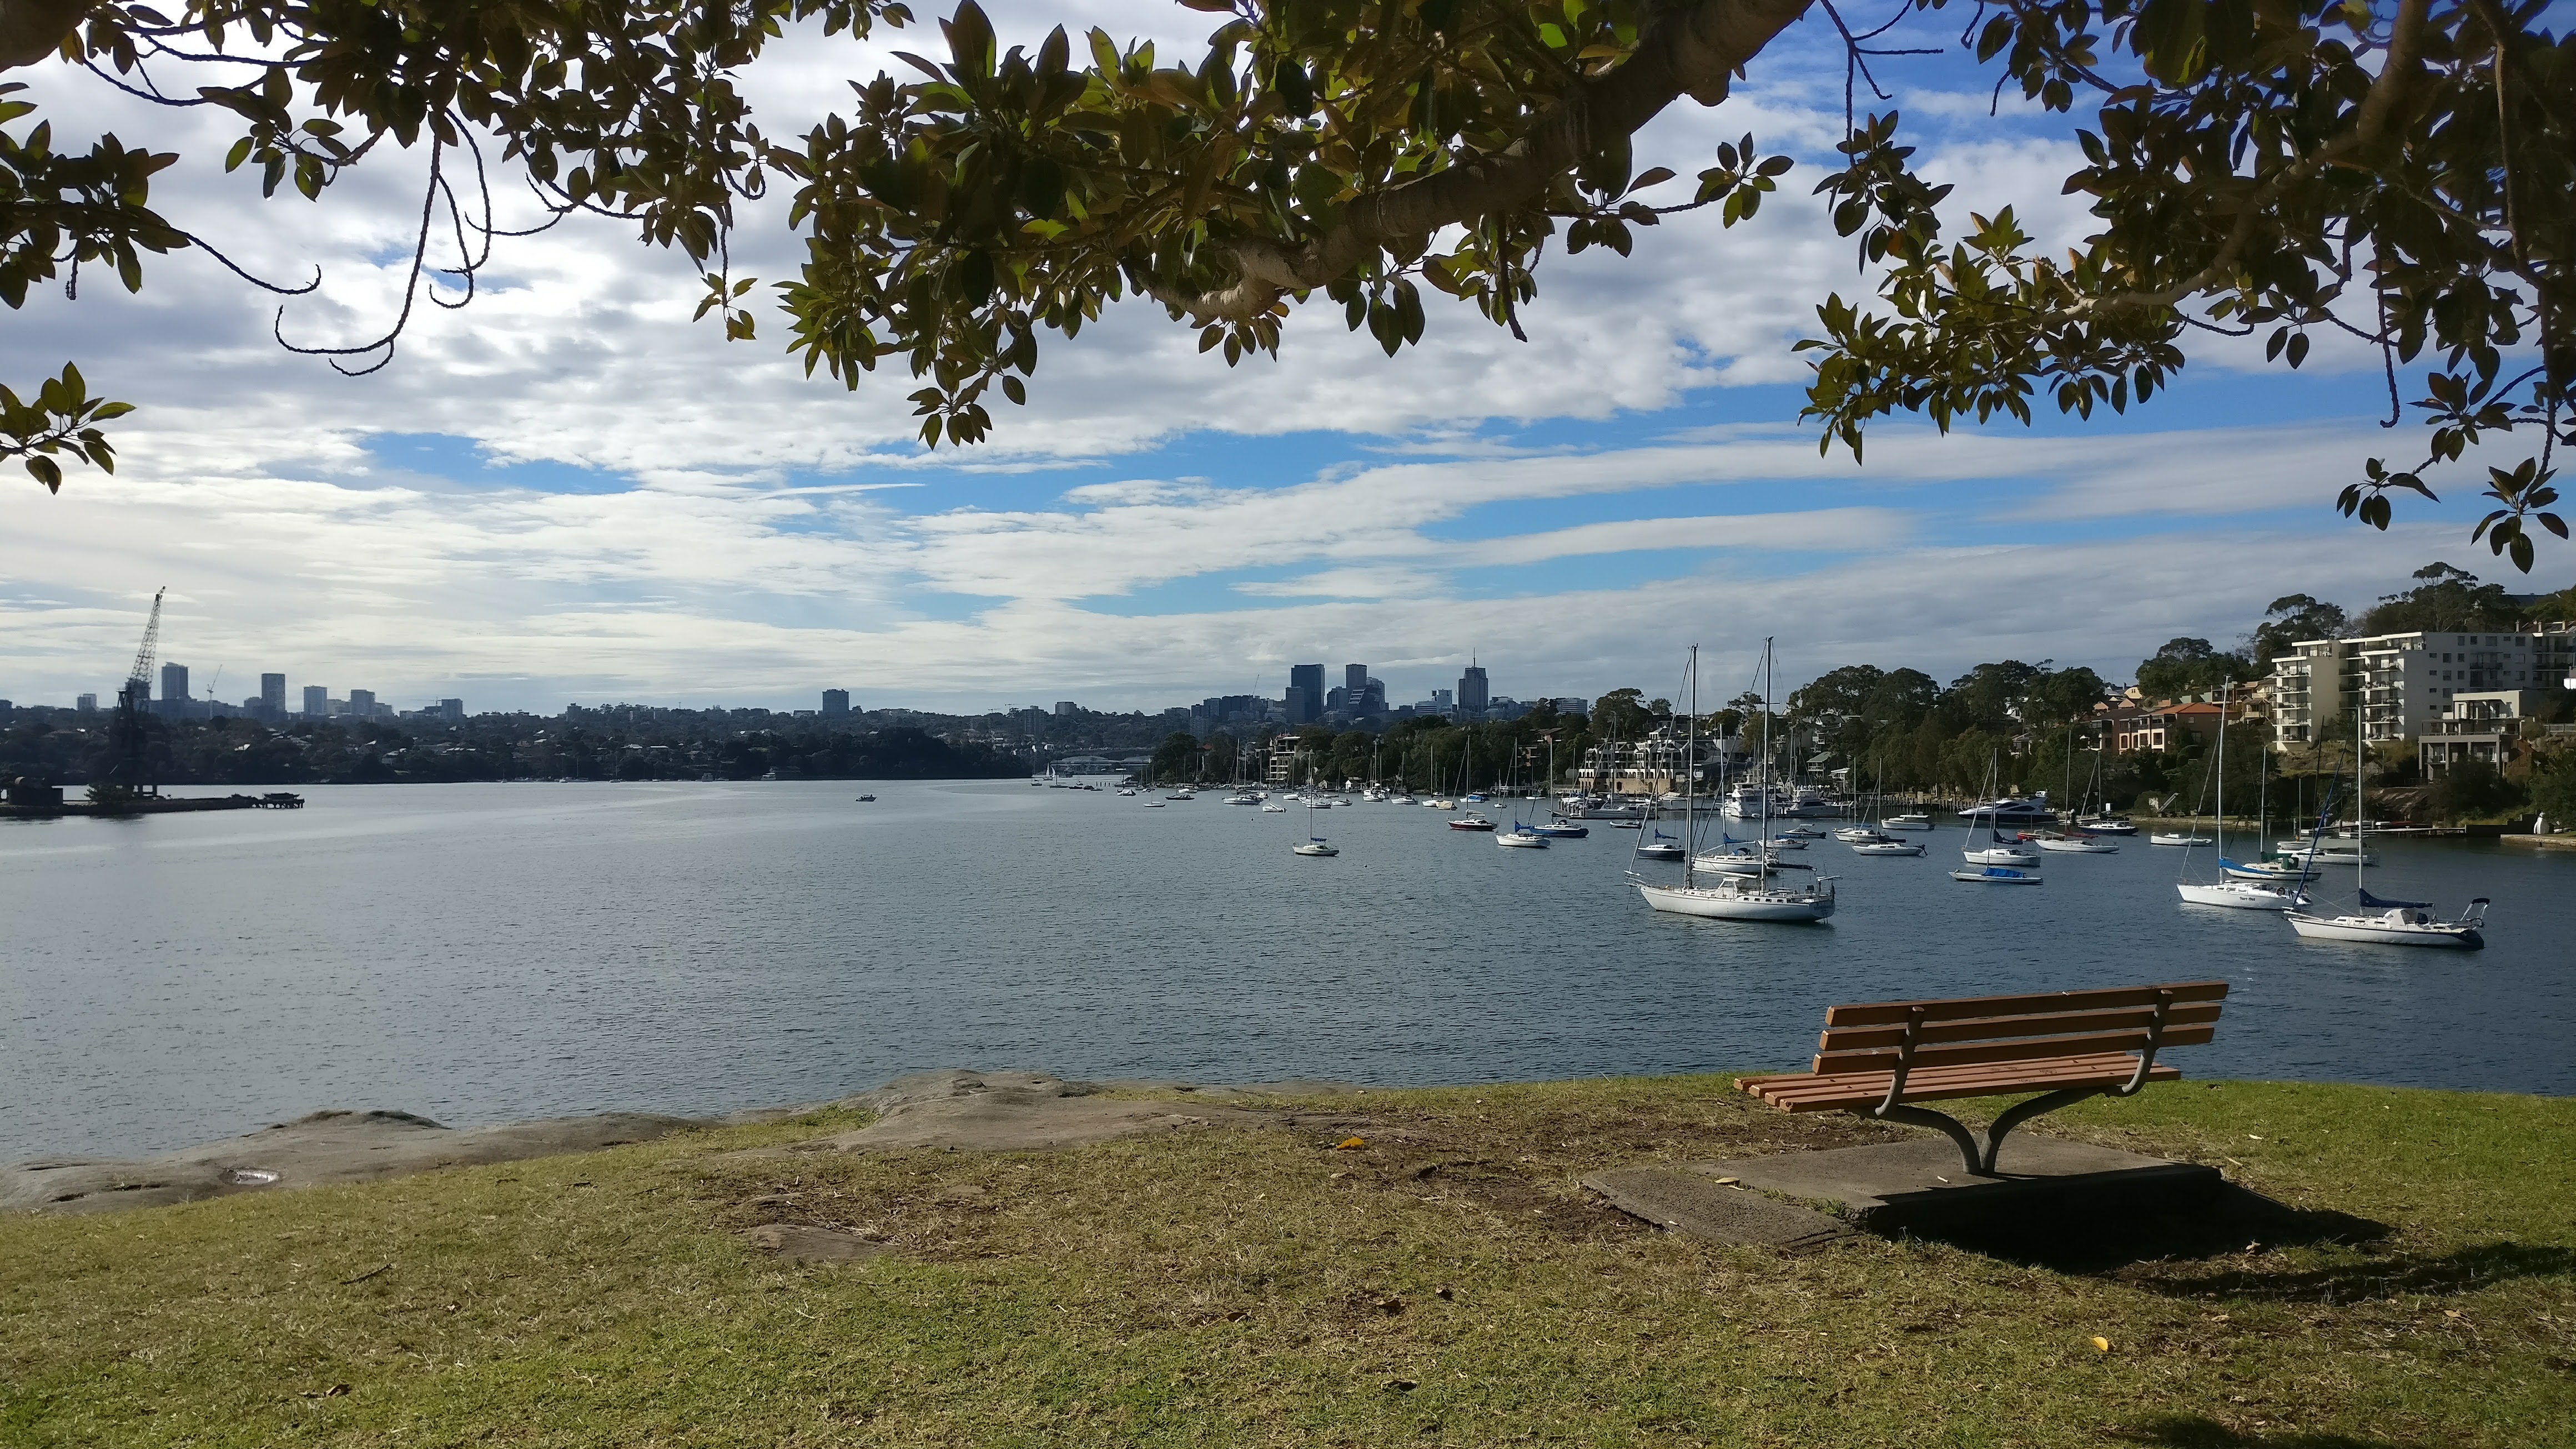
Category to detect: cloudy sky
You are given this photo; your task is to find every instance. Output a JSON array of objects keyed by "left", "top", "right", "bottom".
[{"left": 3, "top": 2, "right": 2516, "bottom": 716}]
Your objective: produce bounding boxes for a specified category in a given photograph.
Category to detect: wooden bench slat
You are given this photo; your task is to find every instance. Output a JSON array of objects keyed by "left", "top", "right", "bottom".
[
  {"left": 1743, "top": 1054, "right": 2156, "bottom": 1103},
  {"left": 1819, "top": 980, "right": 2228, "bottom": 1028},
  {"left": 1815, "top": 1000, "right": 2224, "bottom": 1054},
  {"left": 1811, "top": 1024, "right": 2216, "bottom": 1075},
  {"left": 1742, "top": 1054, "right": 2182, "bottom": 1113}
]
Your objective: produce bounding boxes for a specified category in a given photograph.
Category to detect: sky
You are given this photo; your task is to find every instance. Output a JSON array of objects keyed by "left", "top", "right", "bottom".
[{"left": 3, "top": 2, "right": 2545, "bottom": 717}]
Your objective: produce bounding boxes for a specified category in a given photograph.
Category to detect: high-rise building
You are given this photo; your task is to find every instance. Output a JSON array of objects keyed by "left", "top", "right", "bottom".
[
  {"left": 438, "top": 698, "right": 466, "bottom": 721},
  {"left": 1289, "top": 663, "right": 1325, "bottom": 723},
  {"left": 822, "top": 688, "right": 851, "bottom": 716},
  {"left": 1458, "top": 662, "right": 1490, "bottom": 713},
  {"left": 348, "top": 688, "right": 377, "bottom": 717},
  {"left": 303, "top": 685, "right": 328, "bottom": 717},
  {"left": 76, "top": 693, "right": 98, "bottom": 712},
  {"left": 159, "top": 662, "right": 189, "bottom": 705},
  {"left": 1054, "top": 701, "right": 1076, "bottom": 716},
  {"left": 1344, "top": 663, "right": 1368, "bottom": 698},
  {"left": 261, "top": 673, "right": 286, "bottom": 712}
]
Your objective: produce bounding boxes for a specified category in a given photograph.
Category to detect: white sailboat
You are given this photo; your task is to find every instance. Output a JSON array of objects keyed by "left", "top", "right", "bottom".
[
  {"left": 1953, "top": 758, "right": 2041, "bottom": 881},
  {"left": 2287, "top": 700, "right": 2488, "bottom": 947},
  {"left": 2174, "top": 685, "right": 2304, "bottom": 909},
  {"left": 1633, "top": 641, "right": 1836, "bottom": 923}
]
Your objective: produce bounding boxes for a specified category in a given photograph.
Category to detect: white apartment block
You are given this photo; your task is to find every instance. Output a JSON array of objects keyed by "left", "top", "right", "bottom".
[{"left": 2268, "top": 622, "right": 2574, "bottom": 749}]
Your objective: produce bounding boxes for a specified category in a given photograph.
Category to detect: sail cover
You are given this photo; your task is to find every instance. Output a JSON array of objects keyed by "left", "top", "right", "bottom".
[{"left": 2357, "top": 886, "right": 2432, "bottom": 909}]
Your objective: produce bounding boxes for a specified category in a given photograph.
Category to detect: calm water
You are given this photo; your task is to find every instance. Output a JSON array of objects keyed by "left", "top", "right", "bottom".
[{"left": 3, "top": 781, "right": 2570, "bottom": 1159}]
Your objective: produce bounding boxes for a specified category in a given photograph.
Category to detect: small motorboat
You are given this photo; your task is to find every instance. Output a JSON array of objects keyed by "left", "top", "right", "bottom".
[
  {"left": 2036, "top": 833, "right": 2117, "bottom": 853},
  {"left": 1950, "top": 866, "right": 2041, "bottom": 884},
  {"left": 2077, "top": 815, "right": 2139, "bottom": 835},
  {"left": 1116, "top": 787, "right": 1138, "bottom": 797},
  {"left": 1831, "top": 826, "right": 1885, "bottom": 843},
  {"left": 2151, "top": 831, "right": 2214, "bottom": 847},
  {"left": 1532, "top": 819, "right": 1590, "bottom": 838},
  {"left": 1427, "top": 798, "right": 1456, "bottom": 810},
  {"left": 1164, "top": 791, "right": 1196, "bottom": 801},
  {"left": 1883, "top": 814, "right": 1934, "bottom": 831},
  {"left": 1448, "top": 814, "right": 1497, "bottom": 831},
  {"left": 1850, "top": 839, "right": 1925, "bottom": 857},
  {"left": 855, "top": 794, "right": 876, "bottom": 802},
  {"left": 1143, "top": 802, "right": 1166, "bottom": 808},
  {"left": 1611, "top": 819, "right": 1643, "bottom": 830},
  {"left": 1772, "top": 824, "right": 1827, "bottom": 839},
  {"left": 1762, "top": 835, "right": 1810, "bottom": 851},
  {"left": 1392, "top": 795, "right": 1418, "bottom": 805},
  {"left": 1260, "top": 803, "right": 1287, "bottom": 812},
  {"left": 1291, "top": 838, "right": 1339, "bottom": 857}
]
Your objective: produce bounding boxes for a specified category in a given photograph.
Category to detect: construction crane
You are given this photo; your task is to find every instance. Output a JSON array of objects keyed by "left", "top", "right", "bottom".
[{"left": 104, "top": 588, "right": 167, "bottom": 794}]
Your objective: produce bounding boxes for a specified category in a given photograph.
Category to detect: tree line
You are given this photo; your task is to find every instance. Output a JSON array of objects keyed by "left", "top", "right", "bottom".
[{"left": 0, "top": 710, "right": 1024, "bottom": 786}]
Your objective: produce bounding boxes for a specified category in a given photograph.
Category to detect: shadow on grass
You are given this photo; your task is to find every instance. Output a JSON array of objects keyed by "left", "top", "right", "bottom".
[
  {"left": 1896, "top": 1184, "right": 2392, "bottom": 1275},
  {"left": 2114, "top": 1415, "right": 2405, "bottom": 1449},
  {"left": 1901, "top": 1185, "right": 2576, "bottom": 1302},
  {"left": 2139, "top": 1238, "right": 2576, "bottom": 1304}
]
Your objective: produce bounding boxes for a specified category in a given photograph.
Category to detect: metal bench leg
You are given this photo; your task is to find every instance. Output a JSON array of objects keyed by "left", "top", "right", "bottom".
[
  {"left": 1978, "top": 1088, "right": 2106, "bottom": 1174},
  {"left": 1871, "top": 1104, "right": 1985, "bottom": 1176}
]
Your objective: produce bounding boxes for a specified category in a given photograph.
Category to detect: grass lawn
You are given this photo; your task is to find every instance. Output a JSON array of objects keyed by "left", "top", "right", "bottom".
[{"left": 3, "top": 1076, "right": 2571, "bottom": 1448}]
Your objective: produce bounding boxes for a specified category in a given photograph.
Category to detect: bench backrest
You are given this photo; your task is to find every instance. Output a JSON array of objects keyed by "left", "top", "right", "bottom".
[{"left": 1810, "top": 980, "right": 2227, "bottom": 1075}]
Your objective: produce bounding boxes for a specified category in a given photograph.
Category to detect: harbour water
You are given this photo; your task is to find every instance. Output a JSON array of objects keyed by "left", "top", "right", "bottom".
[{"left": 3, "top": 779, "right": 2569, "bottom": 1160}]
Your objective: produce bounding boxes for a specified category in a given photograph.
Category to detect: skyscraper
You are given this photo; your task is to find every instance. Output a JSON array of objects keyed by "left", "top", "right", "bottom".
[
  {"left": 77, "top": 693, "right": 98, "bottom": 712},
  {"left": 159, "top": 662, "right": 189, "bottom": 705},
  {"left": 1458, "top": 662, "right": 1489, "bottom": 713},
  {"left": 303, "top": 685, "right": 328, "bottom": 717},
  {"left": 348, "top": 688, "right": 377, "bottom": 717},
  {"left": 822, "top": 688, "right": 851, "bottom": 716},
  {"left": 1344, "top": 663, "right": 1368, "bottom": 698},
  {"left": 261, "top": 673, "right": 286, "bottom": 712},
  {"left": 1289, "top": 663, "right": 1325, "bottom": 723}
]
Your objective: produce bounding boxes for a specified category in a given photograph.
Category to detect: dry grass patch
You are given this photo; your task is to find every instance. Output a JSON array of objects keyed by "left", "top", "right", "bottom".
[{"left": 1, "top": 1075, "right": 2569, "bottom": 1447}]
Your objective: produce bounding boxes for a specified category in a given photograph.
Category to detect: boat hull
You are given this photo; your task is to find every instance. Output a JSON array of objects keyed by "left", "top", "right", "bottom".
[
  {"left": 1949, "top": 868, "right": 2041, "bottom": 884},
  {"left": 2177, "top": 882, "right": 2302, "bottom": 910},
  {"left": 1850, "top": 842, "right": 1925, "bottom": 856},
  {"left": 1634, "top": 880, "right": 1834, "bottom": 922},
  {"left": 2286, "top": 912, "right": 2482, "bottom": 948}
]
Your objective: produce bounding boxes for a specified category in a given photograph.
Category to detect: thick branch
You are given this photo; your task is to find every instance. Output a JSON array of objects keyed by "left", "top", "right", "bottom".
[
  {"left": 0, "top": 0, "right": 88, "bottom": 71},
  {"left": 2069, "top": 0, "right": 2429, "bottom": 319},
  {"left": 1152, "top": 0, "right": 1816, "bottom": 325}
]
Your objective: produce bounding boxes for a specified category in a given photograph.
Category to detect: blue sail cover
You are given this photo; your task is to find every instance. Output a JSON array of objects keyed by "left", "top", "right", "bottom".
[{"left": 2358, "top": 887, "right": 2432, "bottom": 909}]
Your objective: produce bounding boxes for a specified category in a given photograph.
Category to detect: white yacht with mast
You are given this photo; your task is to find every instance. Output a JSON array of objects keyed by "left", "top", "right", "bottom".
[
  {"left": 2286, "top": 696, "right": 2488, "bottom": 947},
  {"left": 2176, "top": 685, "right": 2308, "bottom": 910},
  {"left": 1633, "top": 642, "right": 1837, "bottom": 923}
]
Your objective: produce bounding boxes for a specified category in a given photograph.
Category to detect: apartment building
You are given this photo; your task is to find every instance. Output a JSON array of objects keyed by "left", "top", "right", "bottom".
[{"left": 2269, "top": 622, "right": 2574, "bottom": 749}]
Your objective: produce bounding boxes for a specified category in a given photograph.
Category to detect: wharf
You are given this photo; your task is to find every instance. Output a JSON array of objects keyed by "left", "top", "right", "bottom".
[{"left": 0, "top": 792, "right": 304, "bottom": 820}]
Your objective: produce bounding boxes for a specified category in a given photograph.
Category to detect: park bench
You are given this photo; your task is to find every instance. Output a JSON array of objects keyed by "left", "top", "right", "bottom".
[{"left": 1737, "top": 980, "right": 2228, "bottom": 1176}]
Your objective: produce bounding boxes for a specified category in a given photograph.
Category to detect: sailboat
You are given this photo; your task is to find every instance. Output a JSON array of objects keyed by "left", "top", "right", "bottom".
[
  {"left": 2176, "top": 685, "right": 2306, "bottom": 910},
  {"left": 1633, "top": 829, "right": 1685, "bottom": 861},
  {"left": 2286, "top": 695, "right": 2488, "bottom": 947},
  {"left": 1633, "top": 642, "right": 1837, "bottom": 923},
  {"left": 1951, "top": 757, "right": 2041, "bottom": 883}
]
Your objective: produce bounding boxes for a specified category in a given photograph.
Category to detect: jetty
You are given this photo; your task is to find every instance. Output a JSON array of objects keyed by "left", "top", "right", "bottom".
[{"left": 0, "top": 789, "right": 304, "bottom": 820}]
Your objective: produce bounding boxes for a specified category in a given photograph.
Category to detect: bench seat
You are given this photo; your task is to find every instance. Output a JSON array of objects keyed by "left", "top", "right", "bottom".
[
  {"left": 1739, "top": 981, "right": 2226, "bottom": 1175},
  {"left": 1740, "top": 1053, "right": 2182, "bottom": 1113}
]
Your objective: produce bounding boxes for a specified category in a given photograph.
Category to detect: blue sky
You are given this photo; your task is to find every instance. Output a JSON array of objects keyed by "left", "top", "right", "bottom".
[{"left": 4, "top": 1, "right": 2545, "bottom": 714}]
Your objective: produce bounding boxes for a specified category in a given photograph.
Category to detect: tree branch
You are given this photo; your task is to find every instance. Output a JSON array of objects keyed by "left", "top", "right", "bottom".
[
  {"left": 1146, "top": 0, "right": 1815, "bottom": 325},
  {"left": 2067, "top": 0, "right": 2429, "bottom": 319}
]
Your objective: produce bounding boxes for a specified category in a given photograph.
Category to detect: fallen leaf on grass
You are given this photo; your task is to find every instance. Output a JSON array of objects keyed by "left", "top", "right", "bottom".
[
  {"left": 2091, "top": 1337, "right": 2111, "bottom": 1353},
  {"left": 1335, "top": 1137, "right": 1367, "bottom": 1150}
]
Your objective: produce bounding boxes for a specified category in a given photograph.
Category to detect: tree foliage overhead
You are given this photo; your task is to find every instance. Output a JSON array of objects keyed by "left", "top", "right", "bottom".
[{"left": 4, "top": 0, "right": 2571, "bottom": 566}]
